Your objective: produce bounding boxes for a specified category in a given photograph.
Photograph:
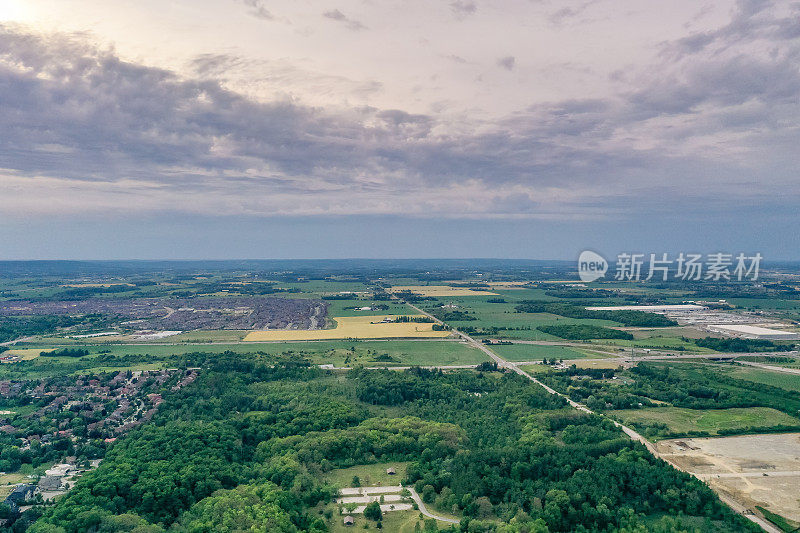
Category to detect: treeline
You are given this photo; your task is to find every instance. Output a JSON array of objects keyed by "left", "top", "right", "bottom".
[
  {"left": 0, "top": 315, "right": 86, "bottom": 343},
  {"left": 43, "top": 348, "right": 90, "bottom": 357},
  {"left": 537, "top": 324, "right": 634, "bottom": 341},
  {"left": 394, "top": 315, "right": 434, "bottom": 323},
  {"left": 515, "top": 301, "right": 677, "bottom": 327},
  {"left": 695, "top": 336, "right": 794, "bottom": 352},
  {"left": 539, "top": 362, "right": 800, "bottom": 418},
  {"left": 430, "top": 309, "right": 477, "bottom": 322}
]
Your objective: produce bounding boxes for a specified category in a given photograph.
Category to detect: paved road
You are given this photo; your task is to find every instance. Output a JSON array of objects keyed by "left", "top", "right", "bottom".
[
  {"left": 401, "top": 299, "right": 781, "bottom": 533},
  {"left": 0, "top": 336, "right": 34, "bottom": 347},
  {"left": 737, "top": 360, "right": 800, "bottom": 375},
  {"left": 407, "top": 487, "right": 460, "bottom": 524}
]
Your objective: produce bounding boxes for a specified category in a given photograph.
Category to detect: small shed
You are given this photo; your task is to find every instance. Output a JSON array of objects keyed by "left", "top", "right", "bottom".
[
  {"left": 386, "top": 467, "right": 396, "bottom": 475},
  {"left": 343, "top": 515, "right": 355, "bottom": 526}
]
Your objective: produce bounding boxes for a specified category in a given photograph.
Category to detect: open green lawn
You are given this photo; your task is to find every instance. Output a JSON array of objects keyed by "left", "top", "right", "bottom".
[
  {"left": 724, "top": 366, "right": 800, "bottom": 393},
  {"left": 322, "top": 461, "right": 409, "bottom": 489},
  {"left": 610, "top": 406, "right": 800, "bottom": 439},
  {"left": 325, "top": 508, "right": 451, "bottom": 533},
  {"left": 518, "top": 364, "right": 554, "bottom": 375},
  {"left": 489, "top": 343, "right": 590, "bottom": 362},
  {"left": 321, "top": 461, "right": 456, "bottom": 533},
  {"left": 266, "top": 340, "right": 488, "bottom": 367}
]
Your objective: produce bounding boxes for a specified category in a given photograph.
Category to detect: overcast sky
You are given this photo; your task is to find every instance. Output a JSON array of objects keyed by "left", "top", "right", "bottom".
[{"left": 1, "top": 0, "right": 798, "bottom": 260}]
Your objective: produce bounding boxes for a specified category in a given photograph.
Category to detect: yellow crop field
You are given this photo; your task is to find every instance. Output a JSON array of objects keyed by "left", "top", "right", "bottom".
[
  {"left": 243, "top": 315, "right": 451, "bottom": 341},
  {"left": 390, "top": 285, "right": 498, "bottom": 297},
  {"left": 3, "top": 348, "right": 53, "bottom": 360}
]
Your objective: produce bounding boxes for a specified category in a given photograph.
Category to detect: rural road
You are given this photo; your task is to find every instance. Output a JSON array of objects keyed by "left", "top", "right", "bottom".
[
  {"left": 737, "top": 360, "right": 800, "bottom": 375},
  {"left": 0, "top": 336, "right": 34, "bottom": 347},
  {"left": 401, "top": 299, "right": 783, "bottom": 533},
  {"left": 407, "top": 487, "right": 460, "bottom": 524}
]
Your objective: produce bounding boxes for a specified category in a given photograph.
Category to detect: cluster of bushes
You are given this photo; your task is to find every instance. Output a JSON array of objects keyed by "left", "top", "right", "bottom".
[
  {"left": 537, "top": 324, "right": 634, "bottom": 341},
  {"left": 695, "top": 336, "right": 793, "bottom": 352},
  {"left": 394, "top": 315, "right": 434, "bottom": 323},
  {"left": 44, "top": 348, "right": 90, "bottom": 358},
  {"left": 515, "top": 301, "right": 677, "bottom": 327}
]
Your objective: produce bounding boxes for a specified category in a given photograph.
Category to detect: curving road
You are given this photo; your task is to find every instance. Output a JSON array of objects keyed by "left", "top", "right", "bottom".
[{"left": 406, "top": 487, "right": 460, "bottom": 524}]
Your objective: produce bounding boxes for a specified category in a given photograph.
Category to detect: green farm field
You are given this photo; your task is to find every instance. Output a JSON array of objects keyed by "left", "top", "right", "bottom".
[
  {"left": 610, "top": 406, "right": 800, "bottom": 439},
  {"left": 723, "top": 365, "right": 800, "bottom": 393},
  {"left": 322, "top": 461, "right": 409, "bottom": 488},
  {"left": 9, "top": 339, "right": 488, "bottom": 367},
  {"left": 488, "top": 343, "right": 592, "bottom": 362}
]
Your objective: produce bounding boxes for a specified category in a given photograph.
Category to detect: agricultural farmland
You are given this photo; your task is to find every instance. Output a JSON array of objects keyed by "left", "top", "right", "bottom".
[{"left": 244, "top": 315, "right": 451, "bottom": 341}]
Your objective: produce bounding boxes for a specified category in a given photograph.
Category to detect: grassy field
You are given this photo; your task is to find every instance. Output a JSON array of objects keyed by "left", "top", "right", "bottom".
[
  {"left": 322, "top": 461, "right": 409, "bottom": 488},
  {"left": 518, "top": 364, "right": 554, "bottom": 375},
  {"left": 724, "top": 366, "right": 800, "bottom": 393},
  {"left": 0, "top": 472, "right": 30, "bottom": 500},
  {"left": 259, "top": 340, "right": 488, "bottom": 367},
  {"left": 321, "top": 461, "right": 454, "bottom": 533},
  {"left": 244, "top": 315, "right": 451, "bottom": 341},
  {"left": 3, "top": 348, "right": 53, "bottom": 360},
  {"left": 570, "top": 359, "right": 625, "bottom": 370},
  {"left": 326, "top": 508, "right": 450, "bottom": 533},
  {"left": 7, "top": 339, "right": 488, "bottom": 368},
  {"left": 488, "top": 343, "right": 590, "bottom": 362},
  {"left": 391, "top": 285, "right": 499, "bottom": 297},
  {"left": 610, "top": 406, "right": 800, "bottom": 438}
]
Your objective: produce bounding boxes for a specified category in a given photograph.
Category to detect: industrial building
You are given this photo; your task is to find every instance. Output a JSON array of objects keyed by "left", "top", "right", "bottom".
[{"left": 706, "top": 324, "right": 800, "bottom": 340}]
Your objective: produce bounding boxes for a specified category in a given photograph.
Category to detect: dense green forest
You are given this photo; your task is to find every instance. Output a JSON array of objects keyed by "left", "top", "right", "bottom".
[
  {"left": 537, "top": 324, "right": 634, "bottom": 341},
  {"left": 21, "top": 355, "right": 757, "bottom": 532},
  {"left": 514, "top": 301, "right": 677, "bottom": 327},
  {"left": 694, "top": 337, "right": 793, "bottom": 352}
]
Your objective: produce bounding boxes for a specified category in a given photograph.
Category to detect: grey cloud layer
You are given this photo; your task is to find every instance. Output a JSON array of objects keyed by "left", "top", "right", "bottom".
[{"left": 1, "top": 0, "right": 799, "bottom": 219}]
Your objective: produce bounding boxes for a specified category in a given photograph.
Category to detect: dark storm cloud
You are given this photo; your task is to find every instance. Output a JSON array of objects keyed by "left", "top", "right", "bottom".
[
  {"left": 1, "top": 0, "right": 799, "bottom": 219},
  {"left": 450, "top": 1, "right": 477, "bottom": 19},
  {"left": 496, "top": 56, "right": 515, "bottom": 70}
]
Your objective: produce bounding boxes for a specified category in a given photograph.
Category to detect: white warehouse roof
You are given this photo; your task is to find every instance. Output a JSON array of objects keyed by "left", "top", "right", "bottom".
[{"left": 707, "top": 324, "right": 799, "bottom": 340}]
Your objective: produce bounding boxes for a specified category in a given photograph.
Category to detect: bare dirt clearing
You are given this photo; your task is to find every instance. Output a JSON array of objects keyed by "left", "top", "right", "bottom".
[{"left": 657, "top": 433, "right": 800, "bottom": 522}]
